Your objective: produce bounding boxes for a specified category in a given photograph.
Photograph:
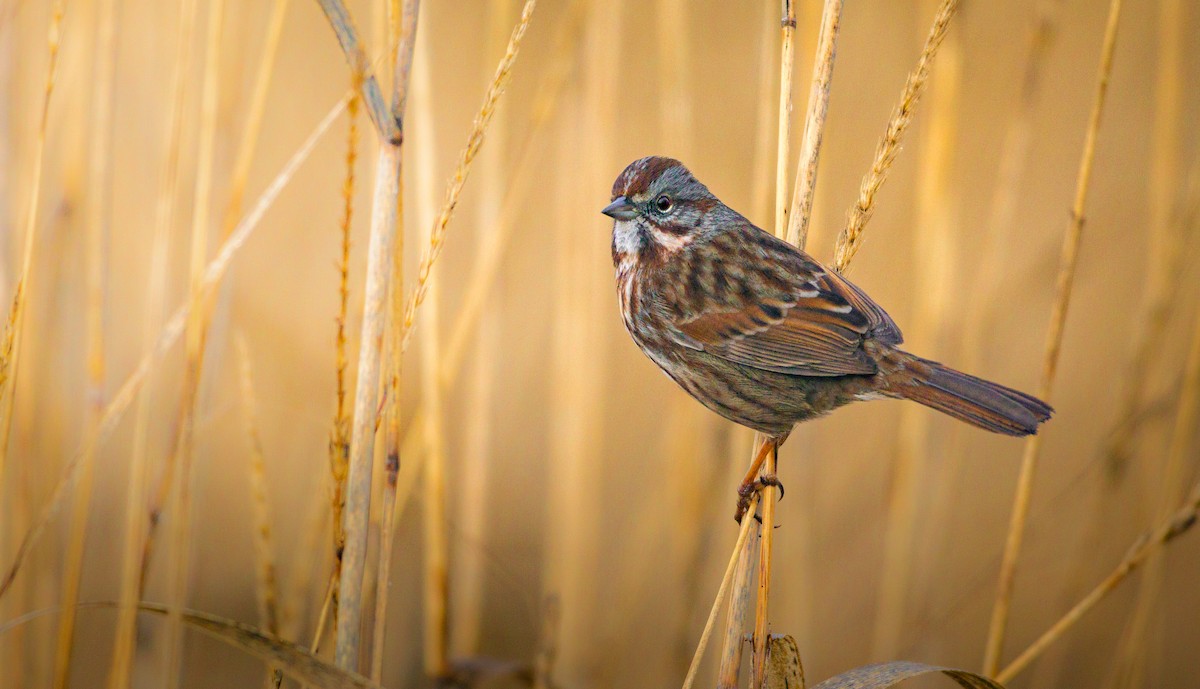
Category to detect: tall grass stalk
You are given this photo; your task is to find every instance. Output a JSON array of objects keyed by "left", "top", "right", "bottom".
[
  {"left": 0, "top": 0, "right": 65, "bottom": 483},
  {"left": 544, "top": 3, "right": 610, "bottom": 682},
  {"left": 321, "top": 0, "right": 420, "bottom": 668},
  {"left": 786, "top": 0, "right": 841, "bottom": 247},
  {"left": 108, "top": 0, "right": 200, "bottom": 682},
  {"left": 981, "top": 0, "right": 1124, "bottom": 675},
  {"left": 164, "top": 1, "right": 227, "bottom": 679},
  {"left": 997, "top": 472, "right": 1200, "bottom": 683},
  {"left": 452, "top": 0, "right": 516, "bottom": 658},
  {"left": 683, "top": 494, "right": 758, "bottom": 689},
  {"left": 330, "top": 84, "right": 359, "bottom": 625},
  {"left": 222, "top": 0, "right": 290, "bottom": 232},
  {"left": 1088, "top": 6, "right": 1185, "bottom": 684},
  {"left": 135, "top": 0, "right": 289, "bottom": 600},
  {"left": 52, "top": 0, "right": 117, "bottom": 683},
  {"left": 717, "top": 475, "right": 761, "bottom": 688},
  {"left": 395, "top": 0, "right": 537, "bottom": 356},
  {"left": 749, "top": 1, "right": 796, "bottom": 682},
  {"left": 369, "top": 0, "right": 414, "bottom": 679},
  {"left": 833, "top": 0, "right": 959, "bottom": 273},
  {"left": 0, "top": 95, "right": 350, "bottom": 604},
  {"left": 392, "top": 0, "right": 584, "bottom": 464},
  {"left": 234, "top": 334, "right": 282, "bottom": 689},
  {"left": 871, "top": 12, "right": 959, "bottom": 660},
  {"left": 408, "top": 31, "right": 450, "bottom": 677}
]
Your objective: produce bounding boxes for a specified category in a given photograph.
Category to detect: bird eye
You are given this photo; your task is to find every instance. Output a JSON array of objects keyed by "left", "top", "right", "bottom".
[{"left": 655, "top": 195, "right": 674, "bottom": 213}]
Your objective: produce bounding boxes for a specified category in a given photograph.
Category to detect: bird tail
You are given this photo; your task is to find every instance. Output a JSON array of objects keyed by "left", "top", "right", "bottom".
[{"left": 884, "top": 352, "right": 1053, "bottom": 436}]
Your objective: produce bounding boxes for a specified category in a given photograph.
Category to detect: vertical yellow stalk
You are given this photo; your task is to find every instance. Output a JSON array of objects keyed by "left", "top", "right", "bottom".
[
  {"left": 234, "top": 335, "right": 280, "bottom": 639},
  {"left": 751, "top": 3, "right": 796, "bottom": 685},
  {"left": 543, "top": 4, "right": 612, "bottom": 683},
  {"left": 369, "top": 0, "right": 416, "bottom": 680},
  {"left": 108, "top": 0, "right": 199, "bottom": 684},
  {"left": 408, "top": 29, "right": 449, "bottom": 679},
  {"left": 719, "top": 8, "right": 784, "bottom": 683},
  {"left": 1109, "top": 5, "right": 1186, "bottom": 672},
  {"left": 330, "top": 81, "right": 360, "bottom": 625},
  {"left": 329, "top": 0, "right": 418, "bottom": 666},
  {"left": 871, "top": 11, "right": 958, "bottom": 661},
  {"left": 52, "top": 0, "right": 116, "bottom": 684},
  {"left": 0, "top": 0, "right": 65, "bottom": 485},
  {"left": 164, "top": 0, "right": 226, "bottom": 681},
  {"left": 982, "top": 0, "right": 1124, "bottom": 675},
  {"left": 452, "top": 0, "right": 514, "bottom": 658},
  {"left": 684, "top": 494, "right": 758, "bottom": 689},
  {"left": 786, "top": 0, "right": 842, "bottom": 247}
]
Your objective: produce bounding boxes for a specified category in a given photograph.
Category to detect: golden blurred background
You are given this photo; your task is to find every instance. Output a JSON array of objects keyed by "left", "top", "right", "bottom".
[{"left": 1, "top": 0, "right": 1199, "bottom": 687}]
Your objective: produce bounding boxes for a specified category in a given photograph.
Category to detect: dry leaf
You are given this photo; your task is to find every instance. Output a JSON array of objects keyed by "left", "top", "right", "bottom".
[
  {"left": 765, "top": 635, "right": 805, "bottom": 689},
  {"left": 810, "top": 661, "right": 1005, "bottom": 689}
]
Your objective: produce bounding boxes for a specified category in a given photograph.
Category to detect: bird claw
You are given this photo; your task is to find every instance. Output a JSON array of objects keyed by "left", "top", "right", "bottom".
[{"left": 733, "top": 474, "right": 786, "bottom": 523}]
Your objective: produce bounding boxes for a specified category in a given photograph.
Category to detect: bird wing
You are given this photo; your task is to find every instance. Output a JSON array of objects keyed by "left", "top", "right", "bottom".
[{"left": 665, "top": 225, "right": 902, "bottom": 377}]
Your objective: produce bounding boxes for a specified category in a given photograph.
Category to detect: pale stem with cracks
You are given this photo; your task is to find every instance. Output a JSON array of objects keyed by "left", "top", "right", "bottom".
[
  {"left": 786, "top": 0, "right": 842, "bottom": 247},
  {"left": 982, "top": 0, "right": 1124, "bottom": 676},
  {"left": 316, "top": 0, "right": 420, "bottom": 672}
]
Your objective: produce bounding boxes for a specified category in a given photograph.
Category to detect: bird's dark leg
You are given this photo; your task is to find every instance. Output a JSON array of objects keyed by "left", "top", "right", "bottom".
[{"left": 735, "top": 436, "right": 784, "bottom": 523}]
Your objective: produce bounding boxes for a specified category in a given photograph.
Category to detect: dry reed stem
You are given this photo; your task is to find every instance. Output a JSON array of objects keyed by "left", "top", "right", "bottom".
[
  {"left": 717, "top": 497, "right": 761, "bottom": 688},
  {"left": 406, "top": 34, "right": 449, "bottom": 677},
  {"left": 164, "top": 1, "right": 227, "bottom": 679},
  {"left": 1096, "top": 8, "right": 1186, "bottom": 684},
  {"left": 107, "top": 3, "right": 200, "bottom": 682},
  {"left": 315, "top": 0, "right": 399, "bottom": 143},
  {"left": 369, "top": 161, "right": 405, "bottom": 685},
  {"left": 330, "top": 83, "right": 360, "bottom": 625},
  {"left": 331, "top": 0, "right": 419, "bottom": 668},
  {"left": 786, "top": 0, "right": 842, "bottom": 247},
  {"left": 369, "top": 0, "right": 585, "bottom": 475},
  {"left": 751, "top": 3, "right": 799, "bottom": 683},
  {"left": 871, "top": 13, "right": 959, "bottom": 660},
  {"left": 419, "top": 288, "right": 449, "bottom": 679},
  {"left": 1102, "top": 4, "right": 1185, "bottom": 483},
  {"left": 0, "top": 0, "right": 64, "bottom": 479},
  {"left": 833, "top": 0, "right": 959, "bottom": 273},
  {"left": 52, "top": 0, "right": 117, "bottom": 683},
  {"left": 369, "top": 178, "right": 402, "bottom": 686},
  {"left": 397, "top": 0, "right": 538, "bottom": 356},
  {"left": 770, "top": 1, "right": 795, "bottom": 243},
  {"left": 438, "top": 0, "right": 585, "bottom": 377},
  {"left": 684, "top": 493, "right": 759, "bottom": 689},
  {"left": 996, "top": 475, "right": 1200, "bottom": 684},
  {"left": 135, "top": 0, "right": 290, "bottom": 602},
  {"left": 981, "top": 0, "right": 1124, "bottom": 675},
  {"left": 1111, "top": 237, "right": 1197, "bottom": 688},
  {"left": 236, "top": 335, "right": 281, "bottom": 638},
  {"left": 366, "top": 3, "right": 412, "bottom": 677},
  {"left": 752, "top": 444, "right": 779, "bottom": 688},
  {"left": 0, "top": 96, "right": 350, "bottom": 603},
  {"left": 452, "top": 0, "right": 517, "bottom": 659},
  {"left": 223, "top": 0, "right": 290, "bottom": 231}
]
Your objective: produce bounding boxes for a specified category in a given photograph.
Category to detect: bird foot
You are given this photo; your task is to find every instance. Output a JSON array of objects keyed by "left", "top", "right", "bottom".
[{"left": 734, "top": 473, "right": 785, "bottom": 523}]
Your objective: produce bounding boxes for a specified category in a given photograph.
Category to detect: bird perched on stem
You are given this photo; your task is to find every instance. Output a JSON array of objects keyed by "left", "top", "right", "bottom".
[{"left": 603, "top": 156, "right": 1052, "bottom": 522}]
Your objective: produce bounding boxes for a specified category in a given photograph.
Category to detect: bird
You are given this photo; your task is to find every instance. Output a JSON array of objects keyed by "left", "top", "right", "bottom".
[{"left": 602, "top": 156, "right": 1052, "bottom": 521}]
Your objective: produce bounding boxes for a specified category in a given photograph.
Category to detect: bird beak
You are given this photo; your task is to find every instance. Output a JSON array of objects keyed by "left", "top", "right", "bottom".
[{"left": 602, "top": 196, "right": 639, "bottom": 220}]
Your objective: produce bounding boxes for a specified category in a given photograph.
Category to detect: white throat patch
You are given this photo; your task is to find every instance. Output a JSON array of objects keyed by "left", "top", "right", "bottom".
[{"left": 612, "top": 219, "right": 643, "bottom": 256}]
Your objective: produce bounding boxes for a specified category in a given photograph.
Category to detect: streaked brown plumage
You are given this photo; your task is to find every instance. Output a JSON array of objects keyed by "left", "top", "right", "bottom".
[{"left": 603, "top": 156, "right": 1052, "bottom": 520}]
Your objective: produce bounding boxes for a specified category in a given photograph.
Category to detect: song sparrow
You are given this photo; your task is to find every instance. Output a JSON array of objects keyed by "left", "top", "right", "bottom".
[{"left": 603, "top": 156, "right": 1052, "bottom": 521}]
